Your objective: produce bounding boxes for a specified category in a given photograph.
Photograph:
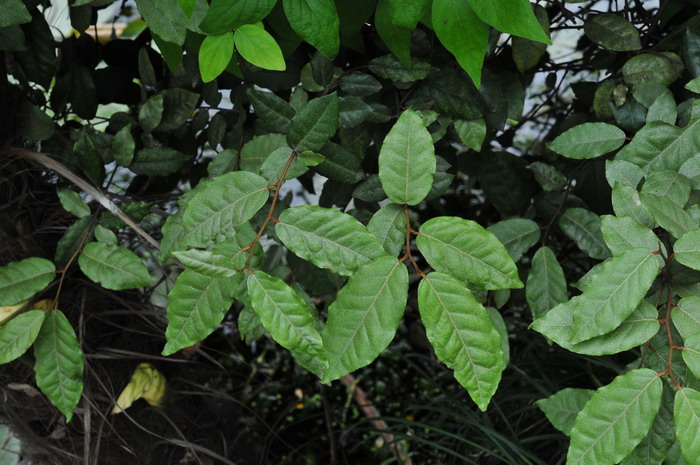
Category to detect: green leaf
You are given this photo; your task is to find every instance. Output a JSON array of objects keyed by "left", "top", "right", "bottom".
[
  {"left": 453, "top": 118, "right": 486, "bottom": 152},
  {"left": 130, "top": 147, "right": 187, "bottom": 176},
  {"left": 78, "top": 242, "right": 152, "bottom": 290},
  {"left": 386, "top": 0, "right": 428, "bottom": 30},
  {"left": 682, "top": 334, "right": 700, "bottom": 379},
  {"left": 585, "top": 13, "right": 641, "bottom": 51},
  {"left": 466, "top": 0, "right": 551, "bottom": 44},
  {"left": 611, "top": 183, "right": 655, "bottom": 229},
  {"left": 526, "top": 247, "right": 568, "bottom": 321},
  {"left": 322, "top": 256, "right": 408, "bottom": 382},
  {"left": 367, "top": 204, "right": 407, "bottom": 257},
  {"left": 247, "top": 271, "right": 325, "bottom": 362},
  {"left": 162, "top": 270, "right": 242, "bottom": 355},
  {"left": 600, "top": 215, "right": 661, "bottom": 256},
  {"left": 55, "top": 217, "right": 93, "bottom": 268},
  {"left": 177, "top": 0, "right": 196, "bottom": 17},
  {"left": 339, "top": 73, "right": 382, "bottom": 97},
  {"left": 621, "top": 385, "right": 675, "bottom": 465},
  {"left": 135, "top": 0, "right": 187, "bottom": 45},
  {"left": 259, "top": 147, "right": 307, "bottom": 182},
  {"left": 680, "top": 154, "right": 700, "bottom": 189},
  {"left": 486, "top": 218, "right": 540, "bottom": 262},
  {"left": 605, "top": 159, "right": 645, "bottom": 188},
  {"left": 173, "top": 244, "right": 250, "bottom": 278},
  {"left": 375, "top": 0, "right": 411, "bottom": 68},
  {"left": 313, "top": 141, "right": 364, "bottom": 183},
  {"left": 283, "top": 0, "right": 340, "bottom": 58},
  {"left": 0, "top": 258, "right": 55, "bottom": 306},
  {"left": 568, "top": 369, "right": 662, "bottom": 465},
  {"left": 240, "top": 133, "right": 289, "bottom": 172},
  {"left": 353, "top": 174, "right": 386, "bottom": 202},
  {"left": 94, "top": 225, "right": 117, "bottom": 245},
  {"left": 641, "top": 170, "right": 691, "bottom": 208},
  {"left": 57, "top": 189, "right": 90, "bottom": 218},
  {"left": 298, "top": 150, "right": 324, "bottom": 166},
  {"left": 673, "top": 297, "right": 700, "bottom": 341},
  {"left": 0, "top": 310, "right": 45, "bottom": 364},
  {"left": 368, "top": 54, "right": 436, "bottom": 82},
  {"left": 418, "top": 272, "right": 504, "bottom": 411},
  {"left": 511, "top": 4, "right": 550, "bottom": 72},
  {"left": 432, "top": 0, "right": 489, "bottom": 87},
  {"left": 485, "top": 306, "right": 509, "bottom": 364},
  {"left": 416, "top": 216, "right": 522, "bottom": 290},
  {"left": 33, "top": 310, "right": 84, "bottom": 422},
  {"left": 527, "top": 162, "right": 568, "bottom": 191},
  {"left": 672, "top": 229, "right": 700, "bottom": 271},
  {"left": 674, "top": 388, "right": 700, "bottom": 464},
  {"left": 139, "top": 94, "right": 164, "bottom": 133},
  {"left": 234, "top": 23, "right": 286, "bottom": 71},
  {"left": 156, "top": 88, "right": 200, "bottom": 132},
  {"left": 182, "top": 171, "right": 269, "bottom": 247},
  {"left": 287, "top": 93, "right": 339, "bottom": 152},
  {"left": 548, "top": 123, "right": 626, "bottom": 159},
  {"left": 112, "top": 124, "right": 135, "bottom": 166},
  {"left": 199, "top": 32, "right": 234, "bottom": 82},
  {"left": 568, "top": 249, "right": 660, "bottom": 343},
  {"left": 22, "top": 104, "right": 54, "bottom": 141},
  {"left": 536, "top": 388, "right": 594, "bottom": 436},
  {"left": 559, "top": 208, "right": 611, "bottom": 260},
  {"left": 0, "top": 0, "right": 31, "bottom": 28},
  {"left": 276, "top": 205, "right": 387, "bottom": 276},
  {"left": 378, "top": 109, "right": 436, "bottom": 205},
  {"left": 338, "top": 97, "right": 373, "bottom": 129},
  {"left": 199, "top": 0, "right": 277, "bottom": 34},
  {"left": 622, "top": 52, "right": 684, "bottom": 87},
  {"left": 248, "top": 88, "right": 296, "bottom": 133},
  {"left": 640, "top": 192, "right": 697, "bottom": 238}
]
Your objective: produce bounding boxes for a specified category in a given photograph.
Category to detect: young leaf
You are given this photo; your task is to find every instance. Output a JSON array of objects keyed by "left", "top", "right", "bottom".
[
  {"left": 78, "top": 243, "right": 152, "bottom": 290},
  {"left": 276, "top": 205, "right": 387, "bottom": 276},
  {"left": 199, "top": 32, "right": 234, "bottom": 82},
  {"left": 674, "top": 388, "right": 700, "bottom": 464},
  {"left": 375, "top": 0, "right": 411, "bottom": 68},
  {"left": 57, "top": 189, "right": 90, "bottom": 218},
  {"left": 416, "top": 216, "right": 522, "bottom": 290},
  {"left": 432, "top": 0, "right": 489, "bottom": 87},
  {"left": 600, "top": 215, "right": 661, "bottom": 255},
  {"left": 548, "top": 123, "right": 626, "bottom": 159},
  {"left": 283, "top": 0, "right": 340, "bottom": 58},
  {"left": 487, "top": 218, "right": 540, "bottom": 262},
  {"left": 322, "top": 256, "right": 408, "bottom": 382},
  {"left": 640, "top": 192, "right": 697, "bottom": 238},
  {"left": 378, "top": 109, "right": 436, "bottom": 205},
  {"left": 182, "top": 171, "right": 269, "bottom": 247},
  {"left": 567, "top": 369, "right": 662, "bottom": 465},
  {"left": 247, "top": 271, "right": 325, "bottom": 363},
  {"left": 33, "top": 310, "right": 84, "bottom": 422},
  {"left": 367, "top": 204, "right": 407, "bottom": 257},
  {"left": 535, "top": 388, "right": 594, "bottom": 436},
  {"left": 418, "top": 272, "right": 504, "bottom": 411},
  {"left": 234, "top": 24, "right": 286, "bottom": 71},
  {"left": 162, "top": 270, "right": 242, "bottom": 356},
  {"left": 199, "top": 0, "right": 277, "bottom": 34},
  {"left": 0, "top": 310, "right": 45, "bottom": 364},
  {"left": 0, "top": 257, "right": 56, "bottom": 306},
  {"left": 569, "top": 248, "right": 660, "bottom": 343},
  {"left": 673, "top": 229, "right": 700, "bottom": 271},
  {"left": 559, "top": 208, "right": 611, "bottom": 260},
  {"left": 585, "top": 13, "right": 641, "bottom": 51},
  {"left": 286, "top": 93, "right": 339, "bottom": 152},
  {"left": 466, "top": 0, "right": 551, "bottom": 44},
  {"left": 526, "top": 247, "right": 568, "bottom": 320}
]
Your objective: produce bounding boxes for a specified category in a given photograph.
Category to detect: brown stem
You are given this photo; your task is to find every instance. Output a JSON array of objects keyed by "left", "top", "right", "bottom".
[
  {"left": 52, "top": 223, "right": 94, "bottom": 310},
  {"left": 401, "top": 205, "right": 425, "bottom": 278}
]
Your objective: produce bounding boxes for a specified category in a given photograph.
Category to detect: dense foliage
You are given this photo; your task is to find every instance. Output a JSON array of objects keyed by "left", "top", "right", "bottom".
[{"left": 2, "top": 0, "right": 700, "bottom": 463}]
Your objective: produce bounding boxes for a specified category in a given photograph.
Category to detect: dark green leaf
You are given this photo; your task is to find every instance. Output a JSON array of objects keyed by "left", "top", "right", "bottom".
[
  {"left": 512, "top": 4, "right": 550, "bottom": 72},
  {"left": 467, "top": 0, "right": 551, "bottom": 44},
  {"left": 139, "top": 94, "right": 164, "bottom": 133},
  {"left": 527, "top": 162, "right": 568, "bottom": 191},
  {"left": 453, "top": 118, "right": 486, "bottom": 152},
  {"left": 0, "top": 0, "right": 31, "bottom": 28},
  {"left": 487, "top": 218, "right": 540, "bottom": 262},
  {"left": 368, "top": 54, "right": 436, "bottom": 82},
  {"left": 240, "top": 133, "right": 289, "bottom": 172},
  {"left": 585, "top": 13, "right": 641, "bottom": 51},
  {"left": 339, "top": 73, "right": 382, "bottom": 97},
  {"left": 375, "top": 0, "right": 411, "bottom": 67},
  {"left": 559, "top": 208, "right": 611, "bottom": 260},
  {"left": 200, "top": 0, "right": 277, "bottom": 34},
  {"left": 287, "top": 93, "right": 339, "bottom": 152},
  {"left": 130, "top": 147, "right": 187, "bottom": 176},
  {"left": 156, "top": 88, "right": 200, "bottom": 132},
  {"left": 622, "top": 52, "right": 684, "bottom": 87},
  {"left": 248, "top": 88, "right": 296, "bottom": 133},
  {"left": 283, "top": 0, "right": 340, "bottom": 58},
  {"left": 526, "top": 247, "right": 568, "bottom": 320},
  {"left": 386, "top": 0, "right": 428, "bottom": 30},
  {"left": 112, "top": 124, "right": 135, "bottom": 166}
]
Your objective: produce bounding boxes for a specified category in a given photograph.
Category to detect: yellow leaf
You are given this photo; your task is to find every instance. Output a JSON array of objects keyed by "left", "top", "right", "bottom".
[
  {"left": 112, "top": 363, "right": 167, "bottom": 414},
  {"left": 32, "top": 299, "right": 53, "bottom": 311},
  {"left": 0, "top": 301, "right": 28, "bottom": 324}
]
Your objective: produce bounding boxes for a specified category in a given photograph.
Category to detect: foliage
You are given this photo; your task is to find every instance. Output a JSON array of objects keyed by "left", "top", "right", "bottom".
[{"left": 2, "top": 0, "right": 700, "bottom": 463}]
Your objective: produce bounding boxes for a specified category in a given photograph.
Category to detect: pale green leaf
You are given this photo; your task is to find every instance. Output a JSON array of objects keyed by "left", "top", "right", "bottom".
[
  {"left": 276, "top": 205, "right": 387, "bottom": 276},
  {"left": 416, "top": 216, "right": 522, "bottom": 290},
  {"left": 453, "top": 118, "right": 486, "bottom": 152},
  {"left": 33, "top": 310, "right": 84, "bottom": 422},
  {"left": 640, "top": 192, "right": 697, "bottom": 238},
  {"left": 674, "top": 388, "right": 700, "bottom": 465},
  {"left": 259, "top": 147, "right": 307, "bottom": 183},
  {"left": 605, "top": 159, "right": 645, "bottom": 188},
  {"left": 567, "top": 369, "right": 662, "bottom": 465},
  {"left": 0, "top": 258, "right": 56, "bottom": 306},
  {"left": 322, "top": 257, "right": 408, "bottom": 382},
  {"left": 162, "top": 270, "right": 242, "bottom": 355},
  {"left": 535, "top": 388, "right": 594, "bottom": 436},
  {"left": 569, "top": 248, "right": 660, "bottom": 343},
  {"left": 611, "top": 183, "right": 655, "bottom": 229},
  {"left": 247, "top": 271, "right": 325, "bottom": 363},
  {"left": 367, "top": 204, "right": 407, "bottom": 257},
  {"left": 418, "top": 272, "right": 504, "bottom": 411},
  {"left": 199, "top": 0, "right": 277, "bottom": 34},
  {"left": 640, "top": 170, "right": 691, "bottom": 208},
  {"left": 199, "top": 32, "right": 234, "bottom": 82},
  {"left": 286, "top": 93, "right": 339, "bottom": 152},
  {"left": 78, "top": 243, "right": 151, "bottom": 290},
  {"left": 548, "top": 123, "right": 626, "bottom": 159},
  {"left": 526, "top": 247, "right": 568, "bottom": 320},
  {"left": 673, "top": 229, "right": 700, "bottom": 271},
  {"left": 240, "top": 133, "right": 289, "bottom": 172},
  {"left": 682, "top": 334, "right": 700, "bottom": 379},
  {"left": 600, "top": 215, "right": 661, "bottom": 256},
  {"left": 173, "top": 245, "right": 248, "bottom": 278},
  {"left": 585, "top": 13, "right": 641, "bottom": 51},
  {"left": 378, "top": 109, "right": 436, "bottom": 205},
  {"left": 432, "top": 0, "right": 489, "bottom": 87},
  {"left": 57, "top": 189, "right": 90, "bottom": 218},
  {"left": 283, "top": 0, "right": 340, "bottom": 58},
  {"left": 680, "top": 154, "right": 700, "bottom": 189},
  {"left": 0, "top": 310, "right": 45, "bottom": 364},
  {"left": 94, "top": 225, "right": 117, "bottom": 245},
  {"left": 687, "top": 78, "right": 700, "bottom": 94},
  {"left": 673, "top": 297, "right": 700, "bottom": 342},
  {"left": 234, "top": 24, "right": 286, "bottom": 71},
  {"left": 487, "top": 218, "right": 540, "bottom": 262},
  {"left": 182, "top": 171, "right": 269, "bottom": 247},
  {"left": 466, "top": 0, "right": 551, "bottom": 44},
  {"left": 559, "top": 208, "right": 611, "bottom": 260}
]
